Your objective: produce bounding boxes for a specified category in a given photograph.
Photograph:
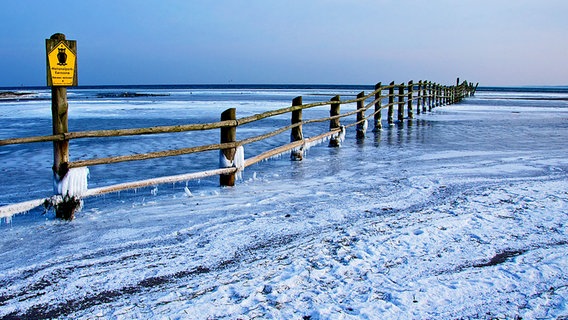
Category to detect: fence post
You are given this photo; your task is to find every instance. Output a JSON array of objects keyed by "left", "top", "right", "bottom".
[
  {"left": 397, "top": 83, "right": 405, "bottom": 122},
  {"left": 220, "top": 108, "right": 237, "bottom": 186},
  {"left": 416, "top": 81, "right": 422, "bottom": 115},
  {"left": 432, "top": 84, "right": 437, "bottom": 108},
  {"left": 407, "top": 80, "right": 414, "bottom": 119},
  {"left": 422, "top": 81, "right": 427, "bottom": 113},
  {"left": 427, "top": 82, "right": 432, "bottom": 111},
  {"left": 46, "top": 33, "right": 76, "bottom": 220},
  {"left": 388, "top": 81, "right": 395, "bottom": 125},
  {"left": 373, "top": 82, "right": 382, "bottom": 131},
  {"left": 51, "top": 83, "right": 69, "bottom": 185},
  {"left": 356, "top": 91, "right": 366, "bottom": 139},
  {"left": 290, "top": 96, "right": 304, "bottom": 160},
  {"left": 329, "top": 95, "right": 342, "bottom": 147},
  {"left": 453, "top": 85, "right": 457, "bottom": 104},
  {"left": 47, "top": 33, "right": 71, "bottom": 189}
]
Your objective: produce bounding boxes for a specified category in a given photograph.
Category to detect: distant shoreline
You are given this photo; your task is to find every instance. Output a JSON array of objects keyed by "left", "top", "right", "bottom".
[
  {"left": 1, "top": 84, "right": 567, "bottom": 92},
  {"left": 0, "top": 91, "right": 36, "bottom": 101}
]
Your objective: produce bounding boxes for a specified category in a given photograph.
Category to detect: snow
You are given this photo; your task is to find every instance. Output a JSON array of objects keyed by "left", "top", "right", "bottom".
[{"left": 1, "top": 87, "right": 568, "bottom": 319}]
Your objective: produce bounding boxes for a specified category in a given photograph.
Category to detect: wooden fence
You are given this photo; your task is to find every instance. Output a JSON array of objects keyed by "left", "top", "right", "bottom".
[{"left": 0, "top": 79, "right": 477, "bottom": 219}]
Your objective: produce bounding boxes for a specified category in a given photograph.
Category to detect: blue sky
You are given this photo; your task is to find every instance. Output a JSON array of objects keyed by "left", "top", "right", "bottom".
[{"left": 1, "top": 0, "right": 567, "bottom": 87}]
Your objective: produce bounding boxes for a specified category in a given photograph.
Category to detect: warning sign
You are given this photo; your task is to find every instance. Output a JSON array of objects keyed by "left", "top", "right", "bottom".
[{"left": 46, "top": 40, "right": 77, "bottom": 86}]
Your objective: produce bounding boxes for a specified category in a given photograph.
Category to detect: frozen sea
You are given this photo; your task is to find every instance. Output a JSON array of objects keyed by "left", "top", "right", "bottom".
[{"left": 0, "top": 84, "right": 568, "bottom": 319}]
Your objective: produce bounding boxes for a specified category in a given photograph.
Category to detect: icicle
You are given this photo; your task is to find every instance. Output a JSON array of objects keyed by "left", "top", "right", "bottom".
[
  {"left": 290, "top": 145, "right": 304, "bottom": 161},
  {"left": 330, "top": 126, "right": 346, "bottom": 147},
  {"left": 234, "top": 145, "right": 245, "bottom": 172},
  {"left": 304, "top": 134, "right": 333, "bottom": 151},
  {"left": 57, "top": 167, "right": 89, "bottom": 197},
  {"left": 219, "top": 145, "right": 245, "bottom": 180},
  {"left": 234, "top": 145, "right": 245, "bottom": 180},
  {"left": 184, "top": 186, "right": 193, "bottom": 197},
  {"left": 219, "top": 150, "right": 233, "bottom": 168}
]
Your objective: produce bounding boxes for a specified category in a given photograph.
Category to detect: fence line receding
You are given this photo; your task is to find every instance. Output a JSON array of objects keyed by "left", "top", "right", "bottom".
[{"left": 0, "top": 79, "right": 477, "bottom": 220}]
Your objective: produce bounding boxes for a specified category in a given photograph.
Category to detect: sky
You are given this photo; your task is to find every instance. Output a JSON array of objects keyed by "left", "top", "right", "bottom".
[{"left": 1, "top": 0, "right": 567, "bottom": 87}]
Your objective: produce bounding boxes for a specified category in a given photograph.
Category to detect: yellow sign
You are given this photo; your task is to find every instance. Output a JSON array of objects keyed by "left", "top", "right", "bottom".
[{"left": 47, "top": 41, "right": 77, "bottom": 86}]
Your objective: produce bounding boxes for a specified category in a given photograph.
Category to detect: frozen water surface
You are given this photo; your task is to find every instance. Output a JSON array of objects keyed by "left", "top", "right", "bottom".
[{"left": 0, "top": 86, "right": 567, "bottom": 319}]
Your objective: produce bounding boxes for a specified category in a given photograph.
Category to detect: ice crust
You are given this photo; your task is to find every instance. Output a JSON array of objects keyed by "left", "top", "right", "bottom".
[
  {"left": 219, "top": 145, "right": 245, "bottom": 179},
  {"left": 1, "top": 87, "right": 568, "bottom": 319}
]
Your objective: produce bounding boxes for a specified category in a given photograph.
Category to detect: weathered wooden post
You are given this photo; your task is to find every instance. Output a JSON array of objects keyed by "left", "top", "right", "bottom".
[
  {"left": 438, "top": 84, "right": 442, "bottom": 106},
  {"left": 433, "top": 82, "right": 437, "bottom": 109},
  {"left": 356, "top": 92, "right": 367, "bottom": 139},
  {"left": 428, "top": 81, "right": 433, "bottom": 111},
  {"left": 397, "top": 83, "right": 405, "bottom": 122},
  {"left": 373, "top": 82, "right": 382, "bottom": 131},
  {"left": 453, "top": 83, "right": 457, "bottom": 104},
  {"left": 407, "top": 80, "right": 414, "bottom": 119},
  {"left": 329, "top": 95, "right": 342, "bottom": 147},
  {"left": 388, "top": 81, "right": 395, "bottom": 125},
  {"left": 422, "top": 81, "right": 427, "bottom": 113},
  {"left": 46, "top": 33, "right": 78, "bottom": 220},
  {"left": 416, "top": 81, "right": 422, "bottom": 115},
  {"left": 220, "top": 108, "right": 237, "bottom": 186},
  {"left": 290, "top": 96, "right": 304, "bottom": 160}
]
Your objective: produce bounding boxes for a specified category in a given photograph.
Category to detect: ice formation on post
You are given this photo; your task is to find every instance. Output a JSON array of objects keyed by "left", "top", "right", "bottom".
[
  {"left": 234, "top": 145, "right": 245, "bottom": 172},
  {"left": 49, "top": 167, "right": 90, "bottom": 219},
  {"left": 357, "top": 119, "right": 368, "bottom": 138},
  {"left": 219, "top": 146, "right": 245, "bottom": 180},
  {"left": 56, "top": 167, "right": 90, "bottom": 197},
  {"left": 330, "top": 126, "right": 346, "bottom": 147}
]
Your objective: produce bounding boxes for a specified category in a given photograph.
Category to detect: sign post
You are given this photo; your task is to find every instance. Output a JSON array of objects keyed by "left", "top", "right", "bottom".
[{"left": 46, "top": 33, "right": 78, "bottom": 219}]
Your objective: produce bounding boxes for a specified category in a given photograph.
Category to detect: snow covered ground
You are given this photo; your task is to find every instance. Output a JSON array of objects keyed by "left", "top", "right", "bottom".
[{"left": 1, "top": 87, "right": 568, "bottom": 319}]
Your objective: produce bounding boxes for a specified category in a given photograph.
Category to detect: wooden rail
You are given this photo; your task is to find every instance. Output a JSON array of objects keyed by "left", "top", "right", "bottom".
[{"left": 0, "top": 79, "right": 477, "bottom": 219}]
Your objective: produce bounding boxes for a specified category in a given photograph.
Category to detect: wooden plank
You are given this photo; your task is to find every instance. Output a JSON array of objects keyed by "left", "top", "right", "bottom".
[
  {"left": 84, "top": 167, "right": 237, "bottom": 197},
  {"left": 244, "top": 129, "right": 339, "bottom": 168},
  {"left": 68, "top": 142, "right": 239, "bottom": 168}
]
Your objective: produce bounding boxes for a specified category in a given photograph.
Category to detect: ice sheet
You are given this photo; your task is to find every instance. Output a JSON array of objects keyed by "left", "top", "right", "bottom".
[{"left": 1, "top": 87, "right": 567, "bottom": 319}]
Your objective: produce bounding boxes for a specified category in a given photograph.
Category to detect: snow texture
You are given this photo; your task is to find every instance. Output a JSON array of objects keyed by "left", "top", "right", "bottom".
[{"left": 1, "top": 86, "right": 568, "bottom": 319}]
